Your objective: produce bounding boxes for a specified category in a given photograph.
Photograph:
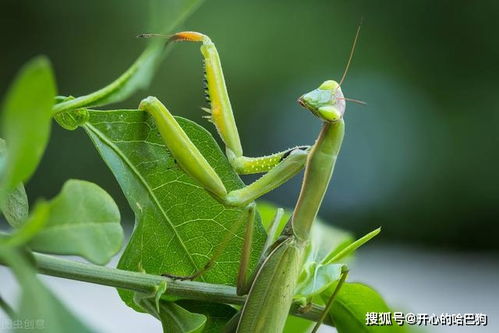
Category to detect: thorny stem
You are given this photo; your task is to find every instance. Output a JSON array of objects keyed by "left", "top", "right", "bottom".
[{"left": 0, "top": 253, "right": 331, "bottom": 325}]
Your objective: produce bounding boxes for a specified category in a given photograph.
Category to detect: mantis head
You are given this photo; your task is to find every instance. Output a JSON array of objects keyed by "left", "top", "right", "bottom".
[
  {"left": 298, "top": 80, "right": 345, "bottom": 123},
  {"left": 298, "top": 22, "right": 365, "bottom": 122}
]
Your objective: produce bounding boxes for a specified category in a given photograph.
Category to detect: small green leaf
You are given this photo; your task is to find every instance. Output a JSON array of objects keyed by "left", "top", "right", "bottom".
[
  {"left": 54, "top": 107, "right": 90, "bottom": 130},
  {"left": 134, "top": 281, "right": 209, "bottom": 333},
  {"left": 176, "top": 300, "right": 238, "bottom": 333},
  {"left": 0, "top": 139, "right": 29, "bottom": 227},
  {"left": 138, "top": 298, "right": 206, "bottom": 333},
  {"left": 323, "top": 282, "right": 408, "bottom": 333},
  {"left": 0, "top": 56, "right": 56, "bottom": 204},
  {"left": 0, "top": 247, "right": 92, "bottom": 333},
  {"left": 28, "top": 179, "right": 123, "bottom": 265},
  {"left": 1, "top": 184, "right": 28, "bottom": 228},
  {"left": 154, "top": 280, "right": 168, "bottom": 312},
  {"left": 295, "top": 262, "right": 343, "bottom": 299},
  {"left": 324, "top": 228, "right": 381, "bottom": 264}
]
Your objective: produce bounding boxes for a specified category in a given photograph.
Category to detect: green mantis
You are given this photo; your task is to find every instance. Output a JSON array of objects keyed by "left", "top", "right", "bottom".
[{"left": 137, "top": 28, "right": 363, "bottom": 332}]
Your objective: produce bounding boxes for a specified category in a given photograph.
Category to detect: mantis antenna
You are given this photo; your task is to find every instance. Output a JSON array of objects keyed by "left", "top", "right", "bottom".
[
  {"left": 338, "top": 20, "right": 362, "bottom": 87},
  {"left": 337, "top": 97, "right": 367, "bottom": 105},
  {"left": 337, "top": 20, "right": 366, "bottom": 106}
]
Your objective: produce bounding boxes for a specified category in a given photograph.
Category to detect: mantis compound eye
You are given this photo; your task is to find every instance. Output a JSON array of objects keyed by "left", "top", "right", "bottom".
[
  {"left": 319, "top": 80, "right": 339, "bottom": 90},
  {"left": 318, "top": 105, "right": 343, "bottom": 122}
]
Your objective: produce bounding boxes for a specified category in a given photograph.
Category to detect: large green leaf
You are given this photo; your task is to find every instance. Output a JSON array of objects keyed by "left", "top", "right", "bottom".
[
  {"left": 323, "top": 282, "right": 408, "bottom": 333},
  {"left": 0, "top": 247, "right": 92, "bottom": 333},
  {"left": 0, "top": 56, "right": 56, "bottom": 204},
  {"left": 28, "top": 179, "right": 123, "bottom": 265},
  {"left": 82, "top": 109, "right": 265, "bottom": 307}
]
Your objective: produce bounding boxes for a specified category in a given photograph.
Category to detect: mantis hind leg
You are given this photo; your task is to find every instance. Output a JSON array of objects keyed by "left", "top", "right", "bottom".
[
  {"left": 236, "top": 206, "right": 285, "bottom": 296},
  {"left": 162, "top": 203, "right": 269, "bottom": 294}
]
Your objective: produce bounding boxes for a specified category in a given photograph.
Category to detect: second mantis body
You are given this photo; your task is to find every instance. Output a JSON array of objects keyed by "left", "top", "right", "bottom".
[{"left": 138, "top": 29, "right": 361, "bottom": 332}]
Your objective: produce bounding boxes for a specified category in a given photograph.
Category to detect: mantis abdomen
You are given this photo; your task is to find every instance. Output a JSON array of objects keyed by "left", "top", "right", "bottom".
[{"left": 237, "top": 237, "right": 305, "bottom": 332}]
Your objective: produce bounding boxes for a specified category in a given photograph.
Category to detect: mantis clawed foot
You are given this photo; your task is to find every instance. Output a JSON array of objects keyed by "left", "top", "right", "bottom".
[{"left": 161, "top": 261, "right": 215, "bottom": 281}]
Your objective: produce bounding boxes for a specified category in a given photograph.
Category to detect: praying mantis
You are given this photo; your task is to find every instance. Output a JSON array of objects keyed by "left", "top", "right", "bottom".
[{"left": 137, "top": 26, "right": 365, "bottom": 332}]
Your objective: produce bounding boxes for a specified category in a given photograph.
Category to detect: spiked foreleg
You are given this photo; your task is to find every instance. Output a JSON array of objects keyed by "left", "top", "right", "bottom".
[{"left": 169, "top": 32, "right": 310, "bottom": 176}]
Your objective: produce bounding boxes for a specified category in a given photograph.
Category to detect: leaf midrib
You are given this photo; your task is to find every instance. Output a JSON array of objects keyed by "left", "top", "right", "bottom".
[{"left": 84, "top": 122, "right": 201, "bottom": 277}]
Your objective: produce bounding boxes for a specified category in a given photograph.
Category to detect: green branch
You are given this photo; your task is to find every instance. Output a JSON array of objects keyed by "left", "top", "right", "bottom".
[
  {"left": 51, "top": 44, "right": 164, "bottom": 116},
  {"left": 0, "top": 253, "right": 330, "bottom": 324},
  {"left": 0, "top": 294, "right": 15, "bottom": 318}
]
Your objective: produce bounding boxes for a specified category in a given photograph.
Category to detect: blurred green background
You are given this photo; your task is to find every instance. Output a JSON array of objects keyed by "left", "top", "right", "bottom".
[{"left": 1, "top": 0, "right": 498, "bottom": 250}]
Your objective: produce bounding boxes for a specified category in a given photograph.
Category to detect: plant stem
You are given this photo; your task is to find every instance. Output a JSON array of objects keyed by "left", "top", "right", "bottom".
[
  {"left": 0, "top": 253, "right": 330, "bottom": 324},
  {"left": 51, "top": 39, "right": 168, "bottom": 116},
  {"left": 0, "top": 295, "right": 15, "bottom": 319}
]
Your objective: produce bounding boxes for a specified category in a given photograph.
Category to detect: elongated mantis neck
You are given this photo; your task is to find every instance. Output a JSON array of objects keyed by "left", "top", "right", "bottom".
[{"left": 291, "top": 119, "right": 345, "bottom": 241}]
